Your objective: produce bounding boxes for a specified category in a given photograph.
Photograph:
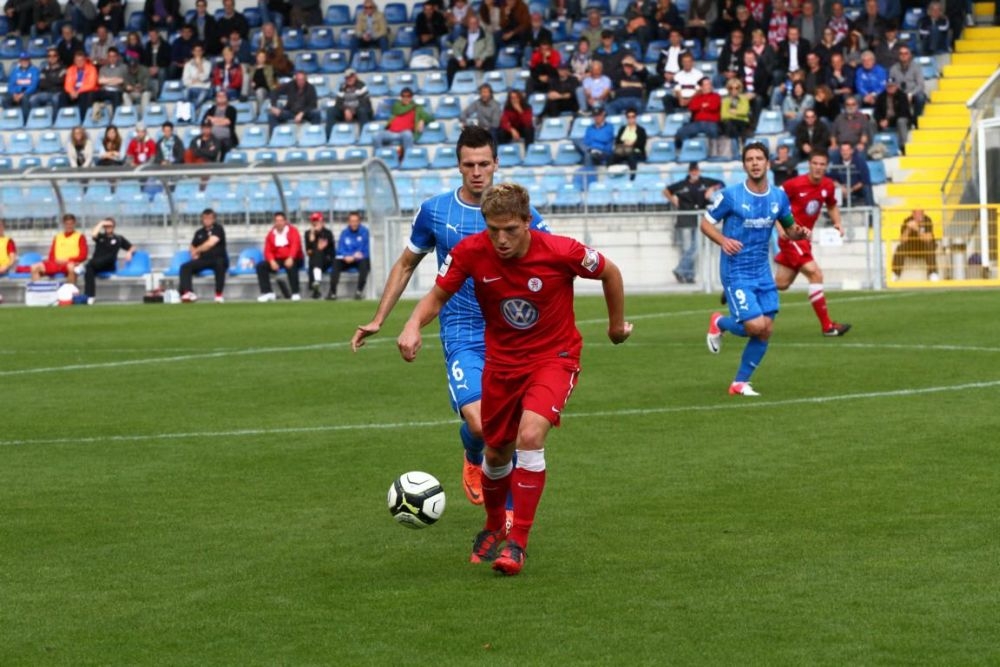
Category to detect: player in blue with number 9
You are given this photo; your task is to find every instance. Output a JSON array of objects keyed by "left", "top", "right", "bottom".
[
  {"left": 351, "top": 126, "right": 548, "bottom": 514},
  {"left": 700, "top": 141, "right": 811, "bottom": 397}
]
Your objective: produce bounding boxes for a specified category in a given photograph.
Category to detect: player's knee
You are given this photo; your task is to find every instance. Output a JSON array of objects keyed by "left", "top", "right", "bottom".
[
  {"left": 516, "top": 422, "right": 547, "bottom": 451},
  {"left": 484, "top": 447, "right": 511, "bottom": 468}
]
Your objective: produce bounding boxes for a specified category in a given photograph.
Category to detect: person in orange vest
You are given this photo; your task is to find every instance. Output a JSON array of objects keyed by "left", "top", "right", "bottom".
[
  {"left": 60, "top": 50, "right": 99, "bottom": 118},
  {"left": 0, "top": 219, "right": 17, "bottom": 278},
  {"left": 31, "top": 213, "right": 88, "bottom": 285}
]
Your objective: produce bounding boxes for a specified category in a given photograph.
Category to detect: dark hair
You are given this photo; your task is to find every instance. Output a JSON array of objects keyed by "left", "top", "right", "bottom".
[
  {"left": 456, "top": 125, "right": 498, "bottom": 160},
  {"left": 742, "top": 140, "right": 769, "bottom": 161}
]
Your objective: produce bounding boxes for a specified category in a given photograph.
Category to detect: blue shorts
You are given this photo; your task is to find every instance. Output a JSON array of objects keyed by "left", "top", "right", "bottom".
[
  {"left": 724, "top": 282, "right": 779, "bottom": 322},
  {"left": 443, "top": 347, "right": 484, "bottom": 414}
]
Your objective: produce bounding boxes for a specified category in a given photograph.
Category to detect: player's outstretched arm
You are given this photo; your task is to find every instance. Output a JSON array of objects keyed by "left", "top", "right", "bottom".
[
  {"left": 398, "top": 285, "right": 452, "bottom": 362},
  {"left": 352, "top": 248, "right": 425, "bottom": 352},
  {"left": 599, "top": 259, "right": 633, "bottom": 345}
]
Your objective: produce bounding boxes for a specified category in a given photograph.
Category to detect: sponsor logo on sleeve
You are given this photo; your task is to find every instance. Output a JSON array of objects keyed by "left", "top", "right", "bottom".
[
  {"left": 581, "top": 248, "right": 600, "bottom": 273},
  {"left": 438, "top": 253, "right": 452, "bottom": 277}
]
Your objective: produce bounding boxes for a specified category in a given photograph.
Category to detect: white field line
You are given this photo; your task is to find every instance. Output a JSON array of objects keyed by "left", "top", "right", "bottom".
[{"left": 2, "top": 379, "right": 999, "bottom": 448}]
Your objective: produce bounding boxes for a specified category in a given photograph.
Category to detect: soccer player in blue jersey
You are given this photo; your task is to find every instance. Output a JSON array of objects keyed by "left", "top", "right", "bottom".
[
  {"left": 700, "top": 142, "right": 811, "bottom": 397},
  {"left": 350, "top": 126, "right": 547, "bottom": 507}
]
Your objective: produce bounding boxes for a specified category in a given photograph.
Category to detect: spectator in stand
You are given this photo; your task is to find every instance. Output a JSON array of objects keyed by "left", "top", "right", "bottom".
[
  {"left": 782, "top": 79, "right": 814, "bottom": 132},
  {"left": 182, "top": 42, "right": 213, "bottom": 110},
  {"left": 329, "top": 211, "right": 371, "bottom": 300},
  {"left": 827, "top": 51, "right": 855, "bottom": 103},
  {"left": 143, "top": 0, "right": 180, "bottom": 34},
  {"left": 874, "top": 77, "right": 911, "bottom": 153},
  {"left": 416, "top": 0, "right": 449, "bottom": 46},
  {"left": 606, "top": 55, "right": 648, "bottom": 116},
  {"left": 190, "top": 0, "right": 220, "bottom": 55},
  {"left": 875, "top": 22, "right": 904, "bottom": 69},
  {"left": 717, "top": 27, "right": 745, "bottom": 84},
  {"left": 578, "top": 59, "right": 612, "bottom": 113},
  {"left": 460, "top": 83, "right": 503, "bottom": 132},
  {"left": 97, "top": 0, "right": 124, "bottom": 35},
  {"left": 179, "top": 208, "right": 227, "bottom": 303},
  {"left": 185, "top": 119, "right": 221, "bottom": 162},
  {"left": 352, "top": 0, "right": 389, "bottom": 51},
  {"left": 155, "top": 120, "right": 185, "bottom": 163},
  {"left": 579, "top": 8, "right": 604, "bottom": 49},
  {"left": 852, "top": 0, "right": 887, "bottom": 45},
  {"left": 168, "top": 23, "right": 196, "bottom": 80},
  {"left": 82, "top": 218, "right": 134, "bottom": 304},
  {"left": 2, "top": 53, "right": 39, "bottom": 123},
  {"left": 259, "top": 21, "right": 293, "bottom": 75},
  {"left": 61, "top": 51, "right": 99, "bottom": 118},
  {"left": 527, "top": 37, "right": 560, "bottom": 94},
  {"left": 619, "top": 0, "right": 657, "bottom": 50},
  {"left": 374, "top": 87, "right": 433, "bottom": 156},
  {"left": 593, "top": 29, "right": 625, "bottom": 81},
  {"left": 65, "top": 125, "right": 95, "bottom": 167},
  {"left": 212, "top": 46, "right": 243, "bottom": 99},
  {"left": 96, "top": 124, "right": 124, "bottom": 166},
  {"left": 829, "top": 141, "right": 872, "bottom": 206},
  {"left": 0, "top": 220, "right": 17, "bottom": 279},
  {"left": 569, "top": 35, "right": 592, "bottom": 81},
  {"left": 770, "top": 143, "right": 797, "bottom": 185},
  {"left": 94, "top": 46, "right": 127, "bottom": 114},
  {"left": 496, "top": 89, "right": 534, "bottom": 146},
  {"left": 249, "top": 50, "right": 276, "bottom": 106},
  {"left": 747, "top": 26, "right": 777, "bottom": 74},
  {"left": 64, "top": 0, "right": 98, "bottom": 37},
  {"left": 826, "top": 1, "right": 850, "bottom": 44},
  {"left": 855, "top": 49, "right": 887, "bottom": 108},
  {"left": 574, "top": 105, "right": 614, "bottom": 167},
  {"left": 305, "top": 211, "right": 335, "bottom": 299},
  {"left": 655, "top": 28, "right": 688, "bottom": 91},
  {"left": 891, "top": 209, "right": 939, "bottom": 281},
  {"left": 685, "top": 0, "right": 715, "bottom": 42},
  {"left": 31, "top": 49, "right": 66, "bottom": 110},
  {"left": 610, "top": 108, "right": 648, "bottom": 180},
  {"left": 268, "top": 70, "right": 322, "bottom": 133},
  {"left": 665, "top": 162, "right": 723, "bottom": 283},
  {"left": 446, "top": 0, "right": 471, "bottom": 39},
  {"left": 814, "top": 27, "right": 843, "bottom": 66},
  {"left": 217, "top": 0, "right": 249, "bottom": 48},
  {"left": 259, "top": 0, "right": 290, "bottom": 30},
  {"left": 477, "top": 0, "right": 503, "bottom": 34},
  {"left": 30, "top": 213, "right": 88, "bottom": 286},
  {"left": 125, "top": 122, "right": 156, "bottom": 165},
  {"left": 446, "top": 14, "right": 496, "bottom": 87},
  {"left": 673, "top": 51, "right": 703, "bottom": 109},
  {"left": 57, "top": 24, "right": 85, "bottom": 67},
  {"left": 142, "top": 28, "right": 169, "bottom": 93},
  {"left": 289, "top": 0, "right": 322, "bottom": 28},
  {"left": 795, "top": 0, "right": 823, "bottom": 45},
  {"left": 256, "top": 212, "right": 304, "bottom": 302},
  {"left": 89, "top": 25, "right": 114, "bottom": 67},
  {"left": 811, "top": 84, "right": 840, "bottom": 125},
  {"left": 124, "top": 51, "right": 154, "bottom": 112},
  {"left": 842, "top": 29, "right": 865, "bottom": 68},
  {"left": 527, "top": 10, "right": 552, "bottom": 46},
  {"left": 794, "top": 108, "right": 831, "bottom": 160},
  {"left": 542, "top": 62, "right": 580, "bottom": 118},
  {"left": 917, "top": 1, "right": 950, "bottom": 55},
  {"left": 123, "top": 31, "right": 142, "bottom": 63},
  {"left": 737, "top": 49, "right": 769, "bottom": 122},
  {"left": 889, "top": 45, "right": 926, "bottom": 121},
  {"left": 548, "top": 0, "right": 581, "bottom": 22},
  {"left": 30, "top": 0, "right": 60, "bottom": 37},
  {"left": 720, "top": 78, "right": 751, "bottom": 142},
  {"left": 203, "top": 90, "right": 239, "bottom": 158},
  {"left": 497, "top": 0, "right": 531, "bottom": 48},
  {"left": 731, "top": 4, "right": 760, "bottom": 42},
  {"left": 710, "top": 0, "right": 736, "bottom": 38},
  {"left": 328, "top": 68, "right": 373, "bottom": 128},
  {"left": 803, "top": 52, "right": 827, "bottom": 94},
  {"left": 675, "top": 77, "right": 721, "bottom": 149},
  {"left": 227, "top": 29, "right": 252, "bottom": 64},
  {"left": 765, "top": 0, "right": 791, "bottom": 48},
  {"left": 777, "top": 24, "right": 810, "bottom": 81},
  {"left": 831, "top": 95, "right": 870, "bottom": 153}
]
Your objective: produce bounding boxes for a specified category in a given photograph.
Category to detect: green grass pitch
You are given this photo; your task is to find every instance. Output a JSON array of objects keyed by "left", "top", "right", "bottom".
[{"left": 2, "top": 290, "right": 998, "bottom": 665}]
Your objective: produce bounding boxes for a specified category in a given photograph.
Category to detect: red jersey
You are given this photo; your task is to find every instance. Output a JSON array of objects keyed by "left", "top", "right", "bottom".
[
  {"left": 263, "top": 223, "right": 303, "bottom": 262},
  {"left": 436, "top": 230, "right": 607, "bottom": 369},
  {"left": 782, "top": 174, "right": 838, "bottom": 230}
]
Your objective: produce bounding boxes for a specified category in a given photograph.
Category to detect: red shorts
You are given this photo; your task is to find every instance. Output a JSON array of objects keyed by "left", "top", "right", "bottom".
[
  {"left": 774, "top": 239, "right": 814, "bottom": 271},
  {"left": 41, "top": 260, "right": 70, "bottom": 276},
  {"left": 481, "top": 358, "right": 581, "bottom": 448}
]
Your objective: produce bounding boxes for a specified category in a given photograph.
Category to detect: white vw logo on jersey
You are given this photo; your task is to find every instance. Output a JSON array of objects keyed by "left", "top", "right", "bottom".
[{"left": 501, "top": 298, "right": 539, "bottom": 330}]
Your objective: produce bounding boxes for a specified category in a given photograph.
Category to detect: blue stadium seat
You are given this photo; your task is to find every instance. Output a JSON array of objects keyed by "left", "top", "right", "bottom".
[
  {"left": 163, "top": 250, "right": 192, "bottom": 277},
  {"left": 553, "top": 141, "right": 582, "bottom": 166},
  {"left": 552, "top": 182, "right": 583, "bottom": 208},
  {"left": 223, "top": 149, "right": 248, "bottom": 164},
  {"left": 705, "top": 38, "right": 726, "bottom": 60},
  {"left": 53, "top": 106, "right": 80, "bottom": 129},
  {"left": 392, "top": 25, "right": 417, "bottom": 48},
  {"left": 325, "top": 4, "right": 352, "bottom": 25},
  {"left": 244, "top": 6, "right": 262, "bottom": 27},
  {"left": 294, "top": 52, "right": 319, "bottom": 73},
  {"left": 450, "top": 70, "right": 478, "bottom": 94},
  {"left": 421, "top": 71, "right": 448, "bottom": 95},
  {"left": 375, "top": 146, "right": 400, "bottom": 168},
  {"left": 320, "top": 50, "right": 350, "bottom": 73},
  {"left": 253, "top": 149, "right": 279, "bottom": 163},
  {"left": 647, "top": 139, "right": 677, "bottom": 163},
  {"left": 917, "top": 56, "right": 938, "bottom": 79},
  {"left": 662, "top": 112, "right": 689, "bottom": 137},
  {"left": 25, "top": 106, "right": 52, "bottom": 129},
  {"left": 0, "top": 37, "right": 22, "bottom": 59},
  {"left": 482, "top": 70, "right": 508, "bottom": 93},
  {"left": 643, "top": 40, "right": 669, "bottom": 65},
  {"left": 359, "top": 121, "right": 382, "bottom": 144},
  {"left": 240, "top": 125, "right": 267, "bottom": 148},
  {"left": 435, "top": 95, "right": 461, "bottom": 119},
  {"left": 343, "top": 147, "right": 369, "bottom": 160},
  {"left": 538, "top": 116, "right": 571, "bottom": 141},
  {"left": 366, "top": 72, "right": 390, "bottom": 96},
  {"left": 47, "top": 155, "right": 70, "bottom": 168},
  {"left": 281, "top": 27, "right": 304, "bottom": 50},
  {"left": 230, "top": 248, "right": 264, "bottom": 276},
  {"left": 409, "top": 46, "right": 439, "bottom": 70},
  {"left": 570, "top": 116, "right": 593, "bottom": 140},
  {"left": 373, "top": 97, "right": 394, "bottom": 120},
  {"left": 7, "top": 131, "right": 32, "bottom": 153},
  {"left": 113, "top": 105, "right": 139, "bottom": 128},
  {"left": 497, "top": 142, "right": 522, "bottom": 166},
  {"left": 430, "top": 145, "right": 457, "bottom": 169},
  {"left": 416, "top": 120, "right": 448, "bottom": 144},
  {"left": 380, "top": 48, "right": 407, "bottom": 71},
  {"left": 399, "top": 146, "right": 430, "bottom": 170},
  {"left": 682, "top": 39, "right": 702, "bottom": 60},
  {"left": 755, "top": 110, "right": 784, "bottom": 134},
  {"left": 141, "top": 103, "right": 168, "bottom": 127},
  {"left": 523, "top": 143, "right": 552, "bottom": 167},
  {"left": 496, "top": 46, "right": 522, "bottom": 69},
  {"left": 868, "top": 159, "right": 887, "bottom": 185},
  {"left": 350, "top": 49, "right": 379, "bottom": 73},
  {"left": 586, "top": 181, "right": 613, "bottom": 207},
  {"left": 384, "top": 1, "right": 408, "bottom": 23},
  {"left": 8, "top": 252, "right": 42, "bottom": 279},
  {"left": 159, "top": 80, "right": 184, "bottom": 102},
  {"left": 283, "top": 149, "right": 309, "bottom": 162},
  {"left": 0, "top": 108, "right": 22, "bottom": 130},
  {"left": 298, "top": 123, "right": 328, "bottom": 147},
  {"left": 117, "top": 250, "right": 151, "bottom": 277},
  {"left": 903, "top": 7, "right": 924, "bottom": 28},
  {"left": 306, "top": 26, "right": 335, "bottom": 49},
  {"left": 328, "top": 122, "right": 358, "bottom": 146},
  {"left": 337, "top": 27, "right": 357, "bottom": 49},
  {"left": 678, "top": 137, "right": 709, "bottom": 162},
  {"left": 390, "top": 71, "right": 418, "bottom": 95},
  {"left": 35, "top": 131, "right": 61, "bottom": 154},
  {"left": 645, "top": 88, "right": 670, "bottom": 113},
  {"left": 314, "top": 148, "right": 337, "bottom": 161},
  {"left": 126, "top": 11, "right": 146, "bottom": 31}
]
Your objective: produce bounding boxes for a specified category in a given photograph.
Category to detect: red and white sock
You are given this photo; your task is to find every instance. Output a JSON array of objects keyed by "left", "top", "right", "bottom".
[
  {"left": 809, "top": 283, "right": 833, "bottom": 331},
  {"left": 508, "top": 449, "right": 546, "bottom": 549},
  {"left": 481, "top": 460, "right": 512, "bottom": 533}
]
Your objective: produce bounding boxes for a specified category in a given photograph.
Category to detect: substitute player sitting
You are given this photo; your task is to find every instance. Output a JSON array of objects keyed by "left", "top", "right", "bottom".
[
  {"left": 30, "top": 213, "right": 88, "bottom": 285},
  {"left": 397, "top": 183, "right": 632, "bottom": 576},
  {"left": 776, "top": 152, "right": 852, "bottom": 337}
]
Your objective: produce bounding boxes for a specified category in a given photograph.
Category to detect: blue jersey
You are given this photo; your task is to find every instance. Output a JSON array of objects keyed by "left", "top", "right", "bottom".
[
  {"left": 408, "top": 188, "right": 547, "bottom": 355},
  {"left": 704, "top": 181, "right": 791, "bottom": 286}
]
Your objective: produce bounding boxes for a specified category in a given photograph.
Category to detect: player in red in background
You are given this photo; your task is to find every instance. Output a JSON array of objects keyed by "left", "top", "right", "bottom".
[
  {"left": 777, "top": 152, "right": 852, "bottom": 337},
  {"left": 397, "top": 183, "right": 632, "bottom": 576}
]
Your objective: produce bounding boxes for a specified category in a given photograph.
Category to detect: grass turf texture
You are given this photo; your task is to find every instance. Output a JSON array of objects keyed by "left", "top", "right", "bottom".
[{"left": 2, "top": 291, "right": 998, "bottom": 665}]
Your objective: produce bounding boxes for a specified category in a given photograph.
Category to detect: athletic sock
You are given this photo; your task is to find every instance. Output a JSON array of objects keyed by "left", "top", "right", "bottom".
[
  {"left": 734, "top": 336, "right": 769, "bottom": 383},
  {"left": 482, "top": 460, "right": 513, "bottom": 532},
  {"left": 460, "top": 422, "right": 484, "bottom": 466},
  {"left": 508, "top": 450, "right": 546, "bottom": 549},
  {"left": 808, "top": 283, "right": 833, "bottom": 330},
  {"left": 719, "top": 315, "right": 748, "bottom": 337}
]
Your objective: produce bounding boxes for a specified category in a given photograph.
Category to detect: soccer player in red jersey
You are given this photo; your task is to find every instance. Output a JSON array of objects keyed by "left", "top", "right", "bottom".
[
  {"left": 397, "top": 183, "right": 632, "bottom": 576},
  {"left": 777, "top": 152, "right": 852, "bottom": 337}
]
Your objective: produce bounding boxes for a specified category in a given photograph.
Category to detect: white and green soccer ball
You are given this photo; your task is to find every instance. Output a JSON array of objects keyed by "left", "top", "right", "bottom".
[{"left": 387, "top": 471, "right": 446, "bottom": 529}]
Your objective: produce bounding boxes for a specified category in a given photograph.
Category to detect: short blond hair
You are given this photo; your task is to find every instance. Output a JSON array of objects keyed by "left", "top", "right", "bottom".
[{"left": 481, "top": 182, "right": 531, "bottom": 222}]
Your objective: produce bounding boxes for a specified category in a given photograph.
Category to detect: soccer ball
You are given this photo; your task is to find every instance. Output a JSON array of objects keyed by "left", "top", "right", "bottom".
[
  {"left": 56, "top": 283, "right": 80, "bottom": 306},
  {"left": 387, "top": 471, "right": 446, "bottom": 529}
]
